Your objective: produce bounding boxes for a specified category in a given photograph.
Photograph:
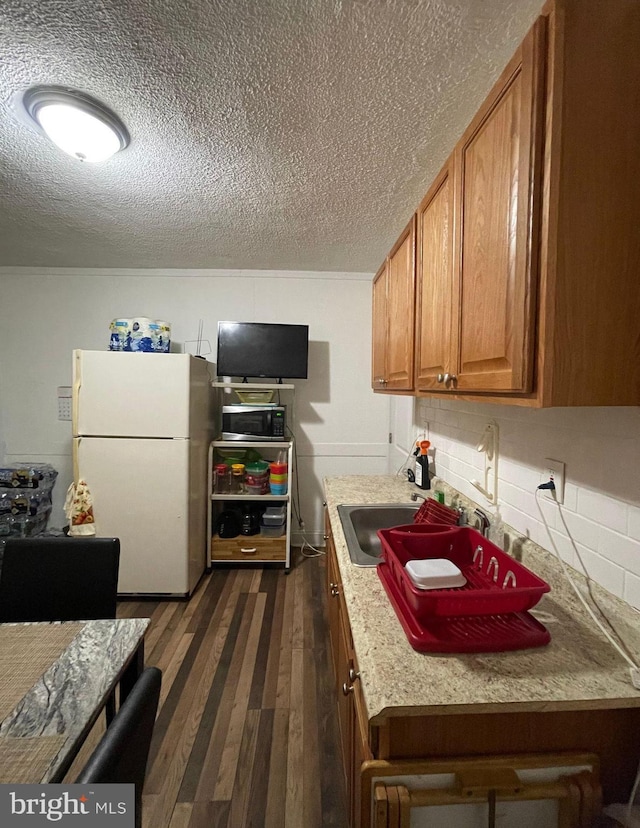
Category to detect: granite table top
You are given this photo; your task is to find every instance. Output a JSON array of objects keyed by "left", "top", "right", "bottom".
[
  {"left": 0, "top": 617, "right": 150, "bottom": 782},
  {"left": 324, "top": 475, "right": 640, "bottom": 724}
]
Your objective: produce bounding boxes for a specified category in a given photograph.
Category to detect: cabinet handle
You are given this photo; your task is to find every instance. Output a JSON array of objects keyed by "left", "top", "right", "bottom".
[
  {"left": 240, "top": 547, "right": 257, "bottom": 554},
  {"left": 330, "top": 583, "right": 340, "bottom": 597},
  {"left": 348, "top": 668, "right": 360, "bottom": 682},
  {"left": 342, "top": 681, "right": 354, "bottom": 696},
  {"left": 437, "top": 373, "right": 444, "bottom": 383}
]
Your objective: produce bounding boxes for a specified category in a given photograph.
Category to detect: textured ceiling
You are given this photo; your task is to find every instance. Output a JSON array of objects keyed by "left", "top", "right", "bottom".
[{"left": 0, "top": 0, "right": 542, "bottom": 272}]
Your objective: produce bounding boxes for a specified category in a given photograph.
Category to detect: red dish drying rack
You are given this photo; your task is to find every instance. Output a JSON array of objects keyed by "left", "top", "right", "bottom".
[
  {"left": 413, "top": 497, "right": 460, "bottom": 526},
  {"left": 376, "top": 504, "right": 551, "bottom": 653},
  {"left": 379, "top": 526, "right": 550, "bottom": 619}
]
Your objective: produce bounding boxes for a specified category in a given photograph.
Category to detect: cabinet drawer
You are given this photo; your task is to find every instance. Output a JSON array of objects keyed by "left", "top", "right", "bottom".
[{"left": 211, "top": 535, "right": 286, "bottom": 561}]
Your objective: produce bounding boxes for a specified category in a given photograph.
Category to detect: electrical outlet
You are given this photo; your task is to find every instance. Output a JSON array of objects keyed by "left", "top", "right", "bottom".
[
  {"left": 542, "top": 458, "right": 565, "bottom": 504},
  {"left": 57, "top": 386, "right": 72, "bottom": 421}
]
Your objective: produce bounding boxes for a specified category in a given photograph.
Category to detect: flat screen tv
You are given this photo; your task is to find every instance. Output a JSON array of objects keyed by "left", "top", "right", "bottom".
[{"left": 216, "top": 322, "right": 309, "bottom": 381}]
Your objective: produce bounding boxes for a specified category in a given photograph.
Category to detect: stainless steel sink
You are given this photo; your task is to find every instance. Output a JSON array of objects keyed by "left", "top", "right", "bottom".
[{"left": 337, "top": 503, "right": 419, "bottom": 567}]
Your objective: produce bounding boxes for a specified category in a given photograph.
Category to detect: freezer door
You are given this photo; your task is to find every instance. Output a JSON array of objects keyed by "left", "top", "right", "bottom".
[
  {"left": 74, "top": 436, "right": 205, "bottom": 595},
  {"left": 73, "top": 350, "right": 208, "bottom": 438}
]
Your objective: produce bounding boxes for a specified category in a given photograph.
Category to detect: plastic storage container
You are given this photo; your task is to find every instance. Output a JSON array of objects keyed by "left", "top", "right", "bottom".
[
  {"left": 244, "top": 461, "right": 270, "bottom": 495},
  {"left": 260, "top": 502, "right": 286, "bottom": 537},
  {"left": 214, "top": 463, "right": 231, "bottom": 494},
  {"left": 230, "top": 464, "right": 245, "bottom": 494},
  {"left": 405, "top": 558, "right": 467, "bottom": 590},
  {"left": 269, "top": 461, "right": 288, "bottom": 495},
  {"left": 262, "top": 504, "right": 286, "bottom": 525},
  {"left": 260, "top": 523, "right": 285, "bottom": 538}
]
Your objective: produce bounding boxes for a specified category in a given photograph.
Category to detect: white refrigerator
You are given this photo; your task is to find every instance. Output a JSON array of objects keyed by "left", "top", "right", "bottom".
[{"left": 72, "top": 349, "right": 214, "bottom": 596}]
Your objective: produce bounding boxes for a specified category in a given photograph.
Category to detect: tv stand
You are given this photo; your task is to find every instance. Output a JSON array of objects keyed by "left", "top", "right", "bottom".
[
  {"left": 209, "top": 381, "right": 298, "bottom": 571},
  {"left": 211, "top": 381, "right": 295, "bottom": 390},
  {"left": 207, "top": 439, "right": 295, "bottom": 573},
  {"left": 236, "top": 376, "right": 285, "bottom": 383}
]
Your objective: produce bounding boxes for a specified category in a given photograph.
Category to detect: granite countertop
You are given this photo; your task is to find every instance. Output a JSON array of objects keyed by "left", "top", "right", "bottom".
[{"left": 324, "top": 475, "right": 640, "bottom": 724}]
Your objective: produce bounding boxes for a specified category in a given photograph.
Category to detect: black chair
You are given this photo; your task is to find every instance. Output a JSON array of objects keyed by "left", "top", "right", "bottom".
[
  {"left": 76, "top": 666, "right": 162, "bottom": 828},
  {"left": 0, "top": 537, "right": 120, "bottom": 623}
]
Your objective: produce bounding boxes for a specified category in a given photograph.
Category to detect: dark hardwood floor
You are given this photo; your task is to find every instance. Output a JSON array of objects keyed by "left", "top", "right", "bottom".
[{"left": 118, "top": 553, "right": 348, "bottom": 828}]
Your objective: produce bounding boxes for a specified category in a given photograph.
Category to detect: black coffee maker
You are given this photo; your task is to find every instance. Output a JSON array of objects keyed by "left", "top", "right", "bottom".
[
  {"left": 241, "top": 504, "right": 261, "bottom": 536},
  {"left": 215, "top": 507, "right": 242, "bottom": 538}
]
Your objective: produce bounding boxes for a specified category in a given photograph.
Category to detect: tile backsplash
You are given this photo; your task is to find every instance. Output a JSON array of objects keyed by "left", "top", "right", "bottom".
[{"left": 415, "top": 398, "right": 640, "bottom": 610}]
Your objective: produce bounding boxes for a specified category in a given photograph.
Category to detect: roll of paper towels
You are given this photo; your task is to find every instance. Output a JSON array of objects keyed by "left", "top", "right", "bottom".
[
  {"left": 155, "top": 320, "right": 171, "bottom": 352},
  {"left": 109, "top": 318, "right": 171, "bottom": 352},
  {"left": 130, "top": 318, "right": 156, "bottom": 352},
  {"left": 109, "top": 318, "right": 132, "bottom": 351}
]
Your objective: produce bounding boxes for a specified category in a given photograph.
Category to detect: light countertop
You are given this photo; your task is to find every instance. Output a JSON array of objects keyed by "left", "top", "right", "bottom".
[{"left": 324, "top": 475, "right": 640, "bottom": 724}]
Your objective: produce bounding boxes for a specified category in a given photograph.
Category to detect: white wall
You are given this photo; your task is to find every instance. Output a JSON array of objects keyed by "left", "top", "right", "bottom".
[
  {"left": 414, "top": 398, "right": 640, "bottom": 610},
  {"left": 0, "top": 268, "right": 390, "bottom": 544}
]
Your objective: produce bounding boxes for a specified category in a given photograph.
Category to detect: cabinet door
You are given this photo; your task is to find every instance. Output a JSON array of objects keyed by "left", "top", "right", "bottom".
[
  {"left": 415, "top": 159, "right": 455, "bottom": 390},
  {"left": 351, "top": 679, "right": 370, "bottom": 828},
  {"left": 371, "top": 261, "right": 388, "bottom": 390},
  {"left": 326, "top": 535, "right": 342, "bottom": 682},
  {"left": 452, "top": 18, "right": 546, "bottom": 393},
  {"left": 385, "top": 218, "right": 416, "bottom": 390},
  {"left": 325, "top": 535, "right": 351, "bottom": 786}
]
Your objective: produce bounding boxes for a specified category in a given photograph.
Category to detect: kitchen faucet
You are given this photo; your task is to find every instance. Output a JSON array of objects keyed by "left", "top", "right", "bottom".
[
  {"left": 473, "top": 508, "right": 490, "bottom": 537},
  {"left": 410, "top": 492, "right": 427, "bottom": 502}
]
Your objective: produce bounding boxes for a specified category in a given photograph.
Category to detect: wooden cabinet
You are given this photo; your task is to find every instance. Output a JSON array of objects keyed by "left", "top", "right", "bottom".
[
  {"left": 371, "top": 217, "right": 416, "bottom": 392},
  {"left": 325, "top": 512, "right": 371, "bottom": 827},
  {"left": 371, "top": 263, "right": 388, "bottom": 391},
  {"left": 415, "top": 19, "right": 544, "bottom": 396},
  {"left": 452, "top": 17, "right": 545, "bottom": 394},
  {"left": 387, "top": 0, "right": 640, "bottom": 406},
  {"left": 324, "top": 484, "right": 640, "bottom": 827},
  {"left": 415, "top": 159, "right": 455, "bottom": 391}
]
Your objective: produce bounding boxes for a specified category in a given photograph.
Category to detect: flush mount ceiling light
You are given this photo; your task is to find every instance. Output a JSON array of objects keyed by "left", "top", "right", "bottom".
[{"left": 23, "top": 86, "right": 129, "bottom": 162}]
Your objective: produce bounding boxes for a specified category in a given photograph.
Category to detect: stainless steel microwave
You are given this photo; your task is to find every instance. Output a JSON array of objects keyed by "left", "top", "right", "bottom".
[{"left": 221, "top": 405, "right": 286, "bottom": 441}]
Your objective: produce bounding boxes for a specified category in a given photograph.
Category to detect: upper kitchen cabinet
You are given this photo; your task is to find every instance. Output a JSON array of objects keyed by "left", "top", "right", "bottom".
[
  {"left": 415, "top": 158, "right": 455, "bottom": 391},
  {"left": 411, "top": 0, "right": 640, "bottom": 406},
  {"left": 532, "top": 0, "right": 640, "bottom": 406},
  {"left": 415, "top": 19, "right": 544, "bottom": 396},
  {"left": 371, "top": 217, "right": 416, "bottom": 392},
  {"left": 451, "top": 17, "right": 545, "bottom": 394}
]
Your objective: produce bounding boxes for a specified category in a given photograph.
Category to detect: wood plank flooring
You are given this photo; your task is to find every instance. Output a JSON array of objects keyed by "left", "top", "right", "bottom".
[{"left": 118, "top": 553, "right": 348, "bottom": 828}]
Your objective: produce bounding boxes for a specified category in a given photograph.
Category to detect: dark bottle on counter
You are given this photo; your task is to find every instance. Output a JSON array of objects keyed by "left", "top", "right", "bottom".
[{"left": 415, "top": 440, "right": 431, "bottom": 490}]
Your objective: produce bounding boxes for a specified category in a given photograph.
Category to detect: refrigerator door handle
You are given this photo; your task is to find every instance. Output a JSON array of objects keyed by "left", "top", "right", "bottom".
[
  {"left": 73, "top": 436, "right": 81, "bottom": 484},
  {"left": 72, "top": 350, "right": 82, "bottom": 437}
]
